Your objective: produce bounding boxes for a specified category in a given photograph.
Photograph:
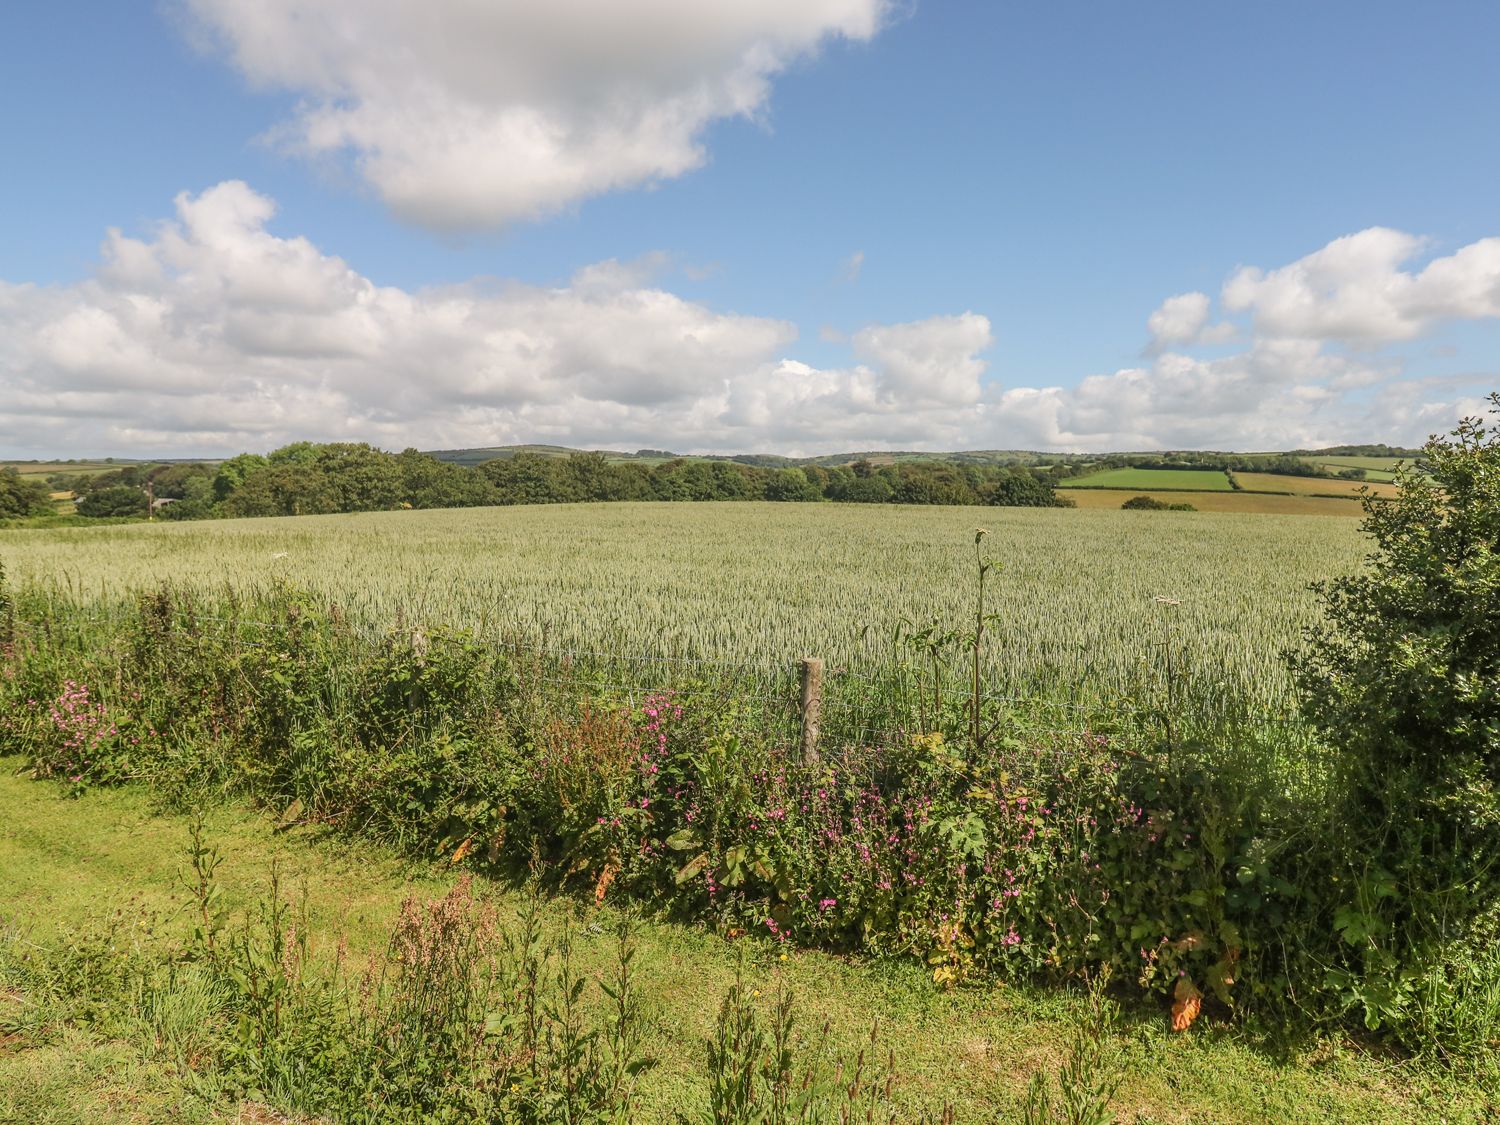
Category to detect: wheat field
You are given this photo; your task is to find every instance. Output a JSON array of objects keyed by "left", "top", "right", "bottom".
[{"left": 0, "top": 502, "right": 1370, "bottom": 713}]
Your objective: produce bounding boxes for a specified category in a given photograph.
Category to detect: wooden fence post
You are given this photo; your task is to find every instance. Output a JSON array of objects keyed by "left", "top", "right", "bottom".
[{"left": 799, "top": 657, "right": 824, "bottom": 766}]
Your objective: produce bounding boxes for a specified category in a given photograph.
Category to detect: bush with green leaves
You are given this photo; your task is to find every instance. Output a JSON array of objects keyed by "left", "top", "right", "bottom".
[
  {"left": 1294, "top": 394, "right": 1500, "bottom": 1044},
  {"left": 1119, "top": 496, "right": 1194, "bottom": 512}
]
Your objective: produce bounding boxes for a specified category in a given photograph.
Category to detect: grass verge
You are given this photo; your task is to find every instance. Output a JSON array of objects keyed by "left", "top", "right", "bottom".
[{"left": 1, "top": 762, "right": 1493, "bottom": 1123}]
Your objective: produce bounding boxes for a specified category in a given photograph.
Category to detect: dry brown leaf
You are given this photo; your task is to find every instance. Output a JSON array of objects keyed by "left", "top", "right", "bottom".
[
  {"left": 1171, "top": 975, "right": 1202, "bottom": 1032},
  {"left": 450, "top": 837, "right": 473, "bottom": 866},
  {"left": 594, "top": 861, "right": 618, "bottom": 905}
]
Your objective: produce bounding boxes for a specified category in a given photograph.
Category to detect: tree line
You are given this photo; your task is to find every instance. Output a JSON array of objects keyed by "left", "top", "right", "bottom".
[{"left": 33, "top": 443, "right": 1072, "bottom": 522}]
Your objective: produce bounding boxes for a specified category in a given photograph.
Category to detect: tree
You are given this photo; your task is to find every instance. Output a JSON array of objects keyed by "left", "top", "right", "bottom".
[
  {"left": 986, "top": 469, "right": 1065, "bottom": 508},
  {"left": 160, "top": 475, "right": 216, "bottom": 520},
  {"left": 763, "top": 468, "right": 821, "bottom": 502},
  {"left": 314, "top": 443, "right": 406, "bottom": 511},
  {"left": 0, "top": 468, "right": 53, "bottom": 518},
  {"left": 221, "top": 464, "right": 337, "bottom": 518},
  {"left": 1121, "top": 495, "right": 1194, "bottom": 511},
  {"left": 213, "top": 453, "right": 269, "bottom": 501},
  {"left": 76, "top": 485, "right": 148, "bottom": 518}
]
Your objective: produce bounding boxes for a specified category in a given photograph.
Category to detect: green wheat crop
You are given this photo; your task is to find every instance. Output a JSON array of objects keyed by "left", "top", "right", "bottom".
[{"left": 0, "top": 501, "right": 1366, "bottom": 713}]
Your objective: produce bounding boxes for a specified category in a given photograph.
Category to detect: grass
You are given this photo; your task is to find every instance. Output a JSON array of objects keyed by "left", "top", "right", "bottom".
[
  {"left": 1061, "top": 490, "right": 1371, "bottom": 517},
  {"left": 0, "top": 502, "right": 1366, "bottom": 713},
  {"left": 1060, "top": 469, "right": 1235, "bottom": 492},
  {"left": 2, "top": 764, "right": 1492, "bottom": 1123},
  {"left": 1232, "top": 474, "right": 1400, "bottom": 500},
  {"left": 2, "top": 461, "right": 122, "bottom": 479},
  {"left": 1303, "top": 456, "right": 1407, "bottom": 480}
]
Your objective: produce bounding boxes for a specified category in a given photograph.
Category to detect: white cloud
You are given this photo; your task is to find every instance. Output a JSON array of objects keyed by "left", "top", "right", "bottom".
[
  {"left": 1222, "top": 227, "right": 1500, "bottom": 343},
  {"left": 842, "top": 250, "right": 865, "bottom": 283},
  {"left": 1146, "top": 291, "right": 1235, "bottom": 351},
  {"left": 851, "top": 314, "right": 991, "bottom": 407},
  {"left": 1, "top": 190, "right": 1494, "bottom": 458},
  {"left": 991, "top": 340, "right": 1398, "bottom": 452},
  {"left": 0, "top": 182, "right": 996, "bottom": 456},
  {"left": 178, "top": 0, "right": 888, "bottom": 229}
]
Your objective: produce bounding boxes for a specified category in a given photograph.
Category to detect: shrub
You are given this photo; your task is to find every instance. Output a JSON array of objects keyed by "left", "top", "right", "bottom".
[
  {"left": 1120, "top": 495, "right": 1195, "bottom": 511},
  {"left": 1293, "top": 394, "right": 1500, "bottom": 1044}
]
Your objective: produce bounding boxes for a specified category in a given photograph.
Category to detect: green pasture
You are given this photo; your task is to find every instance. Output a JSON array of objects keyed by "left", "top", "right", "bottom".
[{"left": 1059, "top": 468, "right": 1234, "bottom": 491}]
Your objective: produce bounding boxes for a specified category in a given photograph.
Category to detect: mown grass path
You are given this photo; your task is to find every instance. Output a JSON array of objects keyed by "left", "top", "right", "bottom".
[{"left": 1, "top": 764, "right": 1490, "bottom": 1123}]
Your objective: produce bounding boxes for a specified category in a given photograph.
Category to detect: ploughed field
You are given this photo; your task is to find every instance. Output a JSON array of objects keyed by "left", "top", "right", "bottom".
[{"left": 1, "top": 502, "right": 1366, "bottom": 715}]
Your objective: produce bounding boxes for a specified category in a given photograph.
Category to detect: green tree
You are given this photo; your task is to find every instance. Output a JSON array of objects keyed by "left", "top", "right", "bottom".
[
  {"left": 396, "top": 448, "right": 495, "bottom": 509},
  {"left": 0, "top": 468, "right": 53, "bottom": 518},
  {"left": 160, "top": 475, "right": 216, "bottom": 520},
  {"left": 986, "top": 469, "right": 1065, "bottom": 508},
  {"left": 212, "top": 453, "right": 269, "bottom": 501},
  {"left": 763, "top": 467, "right": 821, "bottom": 502},
  {"left": 221, "top": 463, "right": 336, "bottom": 518},
  {"left": 314, "top": 443, "right": 406, "bottom": 511},
  {"left": 76, "top": 484, "right": 148, "bottom": 518}
]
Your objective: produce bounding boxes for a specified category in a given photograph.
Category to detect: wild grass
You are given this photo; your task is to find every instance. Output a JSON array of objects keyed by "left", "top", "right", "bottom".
[{"left": 3, "top": 768, "right": 1491, "bottom": 1124}]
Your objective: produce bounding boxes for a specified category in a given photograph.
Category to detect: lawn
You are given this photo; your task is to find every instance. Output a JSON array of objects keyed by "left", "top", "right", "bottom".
[
  {"left": 1059, "top": 468, "right": 1234, "bottom": 491},
  {"left": 1, "top": 766, "right": 1489, "bottom": 1123}
]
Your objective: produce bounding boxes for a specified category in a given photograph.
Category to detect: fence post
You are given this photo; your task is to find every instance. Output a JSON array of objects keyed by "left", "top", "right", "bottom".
[{"left": 799, "top": 657, "right": 824, "bottom": 766}]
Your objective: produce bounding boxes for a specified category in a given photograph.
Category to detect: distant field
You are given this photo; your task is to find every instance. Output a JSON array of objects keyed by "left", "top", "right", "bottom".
[
  {"left": 1062, "top": 489, "right": 1368, "bottom": 517},
  {"left": 1303, "top": 456, "right": 1405, "bottom": 481},
  {"left": 1060, "top": 467, "right": 1233, "bottom": 491},
  {"left": 2, "top": 460, "right": 119, "bottom": 478},
  {"left": 1234, "top": 472, "right": 1400, "bottom": 499}
]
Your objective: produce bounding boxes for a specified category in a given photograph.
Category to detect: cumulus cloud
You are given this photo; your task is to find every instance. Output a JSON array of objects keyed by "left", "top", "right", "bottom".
[
  {"left": 990, "top": 341, "right": 1399, "bottom": 452},
  {"left": 1222, "top": 227, "right": 1500, "bottom": 343},
  {"left": 2, "top": 190, "right": 1495, "bottom": 458},
  {"left": 177, "top": 0, "right": 888, "bottom": 229},
  {"left": 0, "top": 182, "right": 993, "bottom": 456},
  {"left": 1146, "top": 291, "right": 1235, "bottom": 351},
  {"left": 851, "top": 314, "right": 991, "bottom": 406}
]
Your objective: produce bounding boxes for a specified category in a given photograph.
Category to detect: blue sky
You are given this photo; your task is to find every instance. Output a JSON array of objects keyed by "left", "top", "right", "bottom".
[{"left": 1, "top": 0, "right": 1497, "bottom": 457}]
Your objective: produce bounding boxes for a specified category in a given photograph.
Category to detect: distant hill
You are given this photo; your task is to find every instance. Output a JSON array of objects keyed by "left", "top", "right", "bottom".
[{"left": 422, "top": 444, "right": 1065, "bottom": 469}]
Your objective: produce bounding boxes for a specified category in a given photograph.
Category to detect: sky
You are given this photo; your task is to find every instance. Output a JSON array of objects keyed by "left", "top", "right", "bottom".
[{"left": 1, "top": 0, "right": 1497, "bottom": 458}]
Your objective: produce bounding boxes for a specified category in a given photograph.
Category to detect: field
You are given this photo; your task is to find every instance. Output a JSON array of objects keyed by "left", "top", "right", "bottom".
[
  {"left": 1233, "top": 473, "right": 1401, "bottom": 499},
  {"left": 7, "top": 497, "right": 1500, "bottom": 1121},
  {"left": 2, "top": 459, "right": 122, "bottom": 478},
  {"left": 0, "top": 502, "right": 1367, "bottom": 713},
  {"left": 1061, "top": 489, "right": 1371, "bottom": 517},
  {"left": 1303, "top": 455, "right": 1407, "bottom": 481},
  {"left": 1059, "top": 467, "right": 1234, "bottom": 491}
]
